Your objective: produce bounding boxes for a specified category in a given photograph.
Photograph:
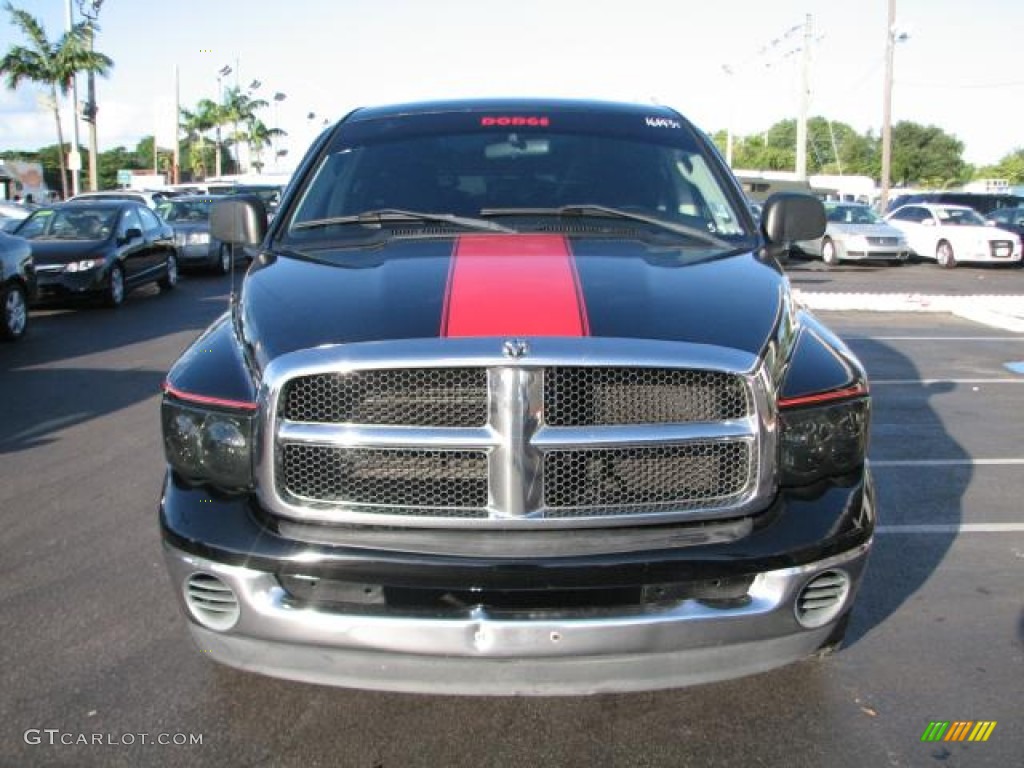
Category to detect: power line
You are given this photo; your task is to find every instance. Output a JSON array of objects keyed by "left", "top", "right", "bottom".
[{"left": 897, "top": 79, "right": 1024, "bottom": 90}]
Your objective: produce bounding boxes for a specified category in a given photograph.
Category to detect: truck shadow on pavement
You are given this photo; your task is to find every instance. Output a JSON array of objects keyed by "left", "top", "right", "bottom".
[
  {"left": 0, "top": 277, "right": 232, "bottom": 454},
  {"left": 840, "top": 337, "right": 966, "bottom": 648}
]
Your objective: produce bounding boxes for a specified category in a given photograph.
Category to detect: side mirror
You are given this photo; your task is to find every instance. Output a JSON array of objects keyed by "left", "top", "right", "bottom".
[
  {"left": 210, "top": 195, "right": 268, "bottom": 246},
  {"left": 921, "top": 219, "right": 935, "bottom": 227},
  {"left": 761, "top": 192, "right": 826, "bottom": 245},
  {"left": 121, "top": 227, "right": 142, "bottom": 243}
]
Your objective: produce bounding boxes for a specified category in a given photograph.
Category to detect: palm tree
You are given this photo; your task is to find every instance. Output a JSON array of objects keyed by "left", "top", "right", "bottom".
[
  {"left": 0, "top": 2, "right": 113, "bottom": 199},
  {"left": 180, "top": 99, "right": 220, "bottom": 179},
  {"left": 245, "top": 118, "right": 286, "bottom": 174},
  {"left": 221, "top": 86, "right": 268, "bottom": 173}
]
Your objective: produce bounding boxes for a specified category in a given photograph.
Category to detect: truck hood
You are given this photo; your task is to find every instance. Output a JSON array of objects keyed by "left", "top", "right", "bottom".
[{"left": 239, "top": 235, "right": 786, "bottom": 370}]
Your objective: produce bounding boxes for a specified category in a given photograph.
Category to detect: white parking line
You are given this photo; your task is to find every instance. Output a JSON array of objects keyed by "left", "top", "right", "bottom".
[
  {"left": 871, "top": 378, "right": 1024, "bottom": 385},
  {"left": 877, "top": 523, "right": 1024, "bottom": 534},
  {"left": 871, "top": 459, "right": 1024, "bottom": 467},
  {"left": 846, "top": 336, "right": 1024, "bottom": 341}
]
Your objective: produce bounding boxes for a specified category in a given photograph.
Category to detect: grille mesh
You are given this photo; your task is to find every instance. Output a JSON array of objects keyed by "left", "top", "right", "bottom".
[
  {"left": 283, "top": 369, "right": 487, "bottom": 426},
  {"left": 281, "top": 445, "right": 488, "bottom": 513},
  {"left": 544, "top": 367, "right": 750, "bottom": 426},
  {"left": 543, "top": 442, "right": 751, "bottom": 512}
]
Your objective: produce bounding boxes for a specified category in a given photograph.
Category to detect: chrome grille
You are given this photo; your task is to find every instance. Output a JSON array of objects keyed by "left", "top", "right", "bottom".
[
  {"left": 867, "top": 236, "right": 899, "bottom": 246},
  {"left": 264, "top": 341, "right": 772, "bottom": 529},
  {"left": 544, "top": 442, "right": 752, "bottom": 512},
  {"left": 544, "top": 367, "right": 750, "bottom": 425},
  {"left": 283, "top": 369, "right": 487, "bottom": 426},
  {"left": 281, "top": 445, "right": 489, "bottom": 512},
  {"left": 990, "top": 240, "right": 1014, "bottom": 257}
]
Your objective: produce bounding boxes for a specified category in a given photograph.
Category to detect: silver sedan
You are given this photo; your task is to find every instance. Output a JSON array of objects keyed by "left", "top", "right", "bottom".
[{"left": 798, "top": 202, "right": 909, "bottom": 265}]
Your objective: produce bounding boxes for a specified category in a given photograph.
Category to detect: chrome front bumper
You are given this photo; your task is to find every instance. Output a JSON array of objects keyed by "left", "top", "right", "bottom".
[{"left": 163, "top": 539, "right": 871, "bottom": 695}]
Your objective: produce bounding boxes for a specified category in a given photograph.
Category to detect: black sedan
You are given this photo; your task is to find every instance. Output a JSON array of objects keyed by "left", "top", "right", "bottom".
[
  {"left": 0, "top": 230, "right": 36, "bottom": 341},
  {"left": 155, "top": 196, "right": 232, "bottom": 274},
  {"left": 13, "top": 200, "right": 178, "bottom": 307}
]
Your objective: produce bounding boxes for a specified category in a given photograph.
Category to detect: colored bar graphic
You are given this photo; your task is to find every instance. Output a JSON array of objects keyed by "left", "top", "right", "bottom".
[
  {"left": 922, "top": 721, "right": 997, "bottom": 742},
  {"left": 945, "top": 722, "right": 973, "bottom": 741},
  {"left": 921, "top": 722, "right": 949, "bottom": 742},
  {"left": 968, "top": 722, "right": 997, "bottom": 742}
]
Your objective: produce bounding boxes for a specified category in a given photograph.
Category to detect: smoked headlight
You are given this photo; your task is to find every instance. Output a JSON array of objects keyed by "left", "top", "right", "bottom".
[
  {"left": 161, "top": 397, "right": 255, "bottom": 490},
  {"left": 779, "top": 394, "right": 869, "bottom": 487}
]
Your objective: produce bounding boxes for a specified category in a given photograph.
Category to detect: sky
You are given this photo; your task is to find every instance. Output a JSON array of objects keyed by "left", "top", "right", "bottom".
[{"left": 1, "top": 0, "right": 1023, "bottom": 174}]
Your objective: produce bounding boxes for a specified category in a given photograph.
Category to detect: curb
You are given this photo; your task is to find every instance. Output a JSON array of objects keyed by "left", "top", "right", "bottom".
[{"left": 794, "top": 291, "right": 1024, "bottom": 334}]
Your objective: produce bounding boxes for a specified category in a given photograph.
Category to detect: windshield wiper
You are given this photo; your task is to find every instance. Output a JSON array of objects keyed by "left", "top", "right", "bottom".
[
  {"left": 292, "top": 208, "right": 515, "bottom": 234},
  {"left": 480, "top": 204, "right": 737, "bottom": 248}
]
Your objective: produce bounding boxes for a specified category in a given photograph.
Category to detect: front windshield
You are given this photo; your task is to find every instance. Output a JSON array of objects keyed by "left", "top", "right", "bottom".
[
  {"left": 826, "top": 204, "right": 882, "bottom": 225},
  {"left": 16, "top": 206, "right": 118, "bottom": 241},
  {"left": 935, "top": 207, "right": 986, "bottom": 226},
  {"left": 287, "top": 127, "right": 751, "bottom": 249},
  {"left": 157, "top": 199, "right": 212, "bottom": 222}
]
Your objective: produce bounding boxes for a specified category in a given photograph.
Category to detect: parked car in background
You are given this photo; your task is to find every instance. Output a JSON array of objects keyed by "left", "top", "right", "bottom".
[
  {"left": 797, "top": 202, "right": 909, "bottom": 265},
  {"left": 205, "top": 183, "right": 284, "bottom": 217},
  {"left": 13, "top": 200, "right": 178, "bottom": 306},
  {"left": 67, "top": 189, "right": 171, "bottom": 210},
  {"left": 884, "top": 191, "right": 1023, "bottom": 216},
  {"left": 885, "top": 203, "right": 1022, "bottom": 268},
  {"left": 155, "top": 196, "right": 233, "bottom": 274},
  {"left": 0, "top": 200, "right": 36, "bottom": 233},
  {"left": 985, "top": 206, "right": 1024, "bottom": 256},
  {"left": 0, "top": 230, "right": 35, "bottom": 341}
]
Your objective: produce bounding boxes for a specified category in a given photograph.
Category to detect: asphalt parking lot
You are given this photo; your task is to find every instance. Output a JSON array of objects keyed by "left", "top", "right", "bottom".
[{"left": 0, "top": 264, "right": 1021, "bottom": 767}]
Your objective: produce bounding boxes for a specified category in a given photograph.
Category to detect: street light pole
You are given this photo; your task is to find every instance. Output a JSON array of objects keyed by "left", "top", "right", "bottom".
[
  {"left": 880, "top": 0, "right": 897, "bottom": 211},
  {"left": 273, "top": 92, "right": 286, "bottom": 172},
  {"left": 215, "top": 65, "right": 231, "bottom": 178},
  {"left": 795, "top": 14, "right": 813, "bottom": 180},
  {"left": 721, "top": 65, "right": 735, "bottom": 167}
]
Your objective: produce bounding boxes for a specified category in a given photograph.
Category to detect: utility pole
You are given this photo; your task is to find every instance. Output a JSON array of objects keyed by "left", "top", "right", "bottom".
[
  {"left": 64, "top": 0, "right": 81, "bottom": 196},
  {"left": 795, "top": 14, "right": 812, "bottom": 180},
  {"left": 77, "top": 1, "right": 103, "bottom": 192},
  {"left": 879, "top": 0, "right": 897, "bottom": 211}
]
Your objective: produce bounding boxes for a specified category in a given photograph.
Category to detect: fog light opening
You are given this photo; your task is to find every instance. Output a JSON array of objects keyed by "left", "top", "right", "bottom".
[
  {"left": 184, "top": 572, "right": 240, "bottom": 632},
  {"left": 794, "top": 569, "right": 850, "bottom": 629}
]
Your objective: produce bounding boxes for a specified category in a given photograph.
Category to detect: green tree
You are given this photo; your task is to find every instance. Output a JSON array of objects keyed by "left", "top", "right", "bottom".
[
  {"left": 889, "top": 121, "right": 970, "bottom": 188},
  {"left": 974, "top": 148, "right": 1024, "bottom": 185},
  {"left": 221, "top": 86, "right": 268, "bottom": 173},
  {"left": 97, "top": 145, "right": 141, "bottom": 190},
  {"left": 0, "top": 2, "right": 112, "bottom": 199},
  {"left": 180, "top": 99, "right": 221, "bottom": 179},
  {"left": 805, "top": 117, "right": 876, "bottom": 177},
  {"left": 245, "top": 117, "right": 286, "bottom": 174}
]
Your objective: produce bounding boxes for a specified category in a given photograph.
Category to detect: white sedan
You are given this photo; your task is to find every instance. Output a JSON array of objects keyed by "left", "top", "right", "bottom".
[{"left": 885, "top": 203, "right": 1022, "bottom": 268}]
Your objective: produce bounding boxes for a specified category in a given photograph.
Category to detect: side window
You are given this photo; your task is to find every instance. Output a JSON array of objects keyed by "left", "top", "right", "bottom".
[
  {"left": 989, "top": 210, "right": 1009, "bottom": 225},
  {"left": 137, "top": 206, "right": 162, "bottom": 234},
  {"left": 119, "top": 207, "right": 142, "bottom": 238},
  {"left": 906, "top": 207, "right": 930, "bottom": 223}
]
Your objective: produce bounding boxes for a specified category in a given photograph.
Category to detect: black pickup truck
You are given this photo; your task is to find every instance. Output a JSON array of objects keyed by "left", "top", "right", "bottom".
[{"left": 159, "top": 98, "right": 874, "bottom": 695}]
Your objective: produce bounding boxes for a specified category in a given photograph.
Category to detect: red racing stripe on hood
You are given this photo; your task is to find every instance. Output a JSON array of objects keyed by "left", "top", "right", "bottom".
[{"left": 441, "top": 234, "right": 589, "bottom": 337}]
